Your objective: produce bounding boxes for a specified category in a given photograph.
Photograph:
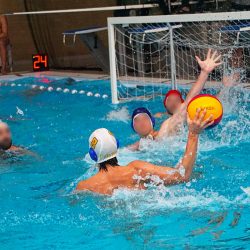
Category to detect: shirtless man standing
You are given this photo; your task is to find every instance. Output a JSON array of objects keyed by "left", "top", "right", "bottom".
[
  {"left": 0, "top": 15, "right": 9, "bottom": 74},
  {"left": 76, "top": 109, "right": 213, "bottom": 195}
]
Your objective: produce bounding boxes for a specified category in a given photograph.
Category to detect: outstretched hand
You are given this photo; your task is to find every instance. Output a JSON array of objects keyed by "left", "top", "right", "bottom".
[
  {"left": 187, "top": 108, "right": 214, "bottom": 134},
  {"left": 222, "top": 74, "right": 239, "bottom": 87},
  {"left": 195, "top": 49, "right": 222, "bottom": 74}
]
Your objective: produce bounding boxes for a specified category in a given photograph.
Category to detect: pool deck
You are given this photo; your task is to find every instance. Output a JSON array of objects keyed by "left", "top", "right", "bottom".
[
  {"left": 0, "top": 70, "right": 109, "bottom": 81},
  {"left": 0, "top": 70, "right": 249, "bottom": 89}
]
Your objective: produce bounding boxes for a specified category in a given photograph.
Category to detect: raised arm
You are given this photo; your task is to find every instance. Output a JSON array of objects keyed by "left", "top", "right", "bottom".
[
  {"left": 177, "top": 109, "right": 213, "bottom": 181},
  {"left": 185, "top": 49, "right": 222, "bottom": 105},
  {"left": 217, "top": 73, "right": 239, "bottom": 101},
  {"left": 132, "top": 109, "right": 213, "bottom": 185},
  {"left": 156, "top": 50, "right": 221, "bottom": 138}
]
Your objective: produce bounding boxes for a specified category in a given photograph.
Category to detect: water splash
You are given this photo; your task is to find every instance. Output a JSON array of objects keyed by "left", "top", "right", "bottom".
[
  {"left": 109, "top": 185, "right": 250, "bottom": 217},
  {"left": 241, "top": 186, "right": 250, "bottom": 196},
  {"left": 106, "top": 106, "right": 130, "bottom": 123}
]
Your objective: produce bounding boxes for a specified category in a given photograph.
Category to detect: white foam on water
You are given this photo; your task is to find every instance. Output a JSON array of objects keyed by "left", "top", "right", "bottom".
[
  {"left": 124, "top": 88, "right": 250, "bottom": 155},
  {"left": 241, "top": 186, "right": 250, "bottom": 196},
  {"left": 16, "top": 106, "right": 24, "bottom": 116},
  {"left": 117, "top": 147, "right": 140, "bottom": 165},
  {"left": 109, "top": 184, "right": 250, "bottom": 217},
  {"left": 106, "top": 106, "right": 130, "bottom": 123}
]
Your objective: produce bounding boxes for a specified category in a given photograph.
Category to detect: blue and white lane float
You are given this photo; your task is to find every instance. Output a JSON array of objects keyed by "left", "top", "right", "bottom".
[{"left": 0, "top": 82, "right": 109, "bottom": 99}]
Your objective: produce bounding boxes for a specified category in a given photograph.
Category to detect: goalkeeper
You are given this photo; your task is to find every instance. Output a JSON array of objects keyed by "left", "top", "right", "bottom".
[{"left": 156, "top": 49, "right": 222, "bottom": 137}]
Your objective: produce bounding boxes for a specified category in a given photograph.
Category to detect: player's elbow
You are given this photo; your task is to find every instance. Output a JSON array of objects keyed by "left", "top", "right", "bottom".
[
  {"left": 176, "top": 173, "right": 191, "bottom": 183},
  {"left": 182, "top": 175, "right": 191, "bottom": 183},
  {"left": 166, "top": 173, "right": 190, "bottom": 185}
]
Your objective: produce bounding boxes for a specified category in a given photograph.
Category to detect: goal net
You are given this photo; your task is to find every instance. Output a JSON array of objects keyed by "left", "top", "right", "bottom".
[{"left": 108, "top": 11, "right": 250, "bottom": 103}]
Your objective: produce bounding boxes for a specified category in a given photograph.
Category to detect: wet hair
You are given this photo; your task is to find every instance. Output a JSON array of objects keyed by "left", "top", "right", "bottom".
[{"left": 98, "top": 157, "right": 119, "bottom": 172}]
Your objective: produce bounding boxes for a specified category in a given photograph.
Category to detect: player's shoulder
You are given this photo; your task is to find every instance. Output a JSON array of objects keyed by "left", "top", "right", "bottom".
[
  {"left": 76, "top": 180, "right": 87, "bottom": 190},
  {"left": 127, "top": 160, "right": 154, "bottom": 170},
  {"left": 128, "top": 160, "right": 144, "bottom": 167},
  {"left": 178, "top": 102, "right": 188, "bottom": 113},
  {"left": 76, "top": 178, "right": 93, "bottom": 191}
]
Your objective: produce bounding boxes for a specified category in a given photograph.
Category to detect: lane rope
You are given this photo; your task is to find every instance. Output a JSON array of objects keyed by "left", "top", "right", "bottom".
[{"left": 0, "top": 82, "right": 109, "bottom": 99}]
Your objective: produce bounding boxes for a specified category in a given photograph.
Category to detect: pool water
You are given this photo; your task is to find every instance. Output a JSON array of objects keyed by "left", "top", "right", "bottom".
[{"left": 0, "top": 76, "right": 249, "bottom": 249}]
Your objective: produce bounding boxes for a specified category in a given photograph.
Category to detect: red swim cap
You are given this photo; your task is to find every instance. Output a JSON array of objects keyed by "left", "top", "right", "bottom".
[{"left": 163, "top": 90, "right": 184, "bottom": 108}]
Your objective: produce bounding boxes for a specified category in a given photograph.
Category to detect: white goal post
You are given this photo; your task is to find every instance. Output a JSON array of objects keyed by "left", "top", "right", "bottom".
[{"left": 108, "top": 11, "right": 250, "bottom": 104}]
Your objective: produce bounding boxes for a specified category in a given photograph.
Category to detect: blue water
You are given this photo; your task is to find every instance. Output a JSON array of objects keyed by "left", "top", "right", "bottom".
[{"left": 0, "top": 76, "right": 249, "bottom": 249}]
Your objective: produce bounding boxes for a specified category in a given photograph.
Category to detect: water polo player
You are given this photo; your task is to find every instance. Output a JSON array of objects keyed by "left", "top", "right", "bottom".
[
  {"left": 155, "top": 49, "right": 222, "bottom": 120},
  {"left": 156, "top": 49, "right": 222, "bottom": 137},
  {"left": 0, "top": 122, "right": 38, "bottom": 158},
  {"left": 0, "top": 122, "right": 20, "bottom": 152},
  {"left": 76, "top": 109, "right": 214, "bottom": 195},
  {"left": 128, "top": 107, "right": 158, "bottom": 150},
  {"left": 155, "top": 89, "right": 184, "bottom": 117}
]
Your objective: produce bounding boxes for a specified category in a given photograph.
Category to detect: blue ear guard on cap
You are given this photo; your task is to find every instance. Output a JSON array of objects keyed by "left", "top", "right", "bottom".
[
  {"left": 116, "top": 138, "right": 120, "bottom": 148},
  {"left": 131, "top": 107, "right": 155, "bottom": 131},
  {"left": 89, "top": 138, "right": 120, "bottom": 162},
  {"left": 89, "top": 148, "right": 98, "bottom": 162}
]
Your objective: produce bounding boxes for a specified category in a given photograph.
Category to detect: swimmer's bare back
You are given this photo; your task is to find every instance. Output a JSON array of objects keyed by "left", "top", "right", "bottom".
[
  {"left": 1, "top": 145, "right": 29, "bottom": 155},
  {"left": 1, "top": 145, "right": 41, "bottom": 159},
  {"left": 0, "top": 145, "right": 24, "bottom": 158},
  {"left": 76, "top": 161, "right": 183, "bottom": 195},
  {"left": 76, "top": 109, "right": 214, "bottom": 195}
]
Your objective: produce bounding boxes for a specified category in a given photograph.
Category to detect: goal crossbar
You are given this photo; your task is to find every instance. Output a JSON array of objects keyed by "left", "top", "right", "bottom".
[{"left": 108, "top": 11, "right": 250, "bottom": 25}]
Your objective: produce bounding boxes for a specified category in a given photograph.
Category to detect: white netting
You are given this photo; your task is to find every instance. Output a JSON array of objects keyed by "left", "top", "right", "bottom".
[{"left": 110, "top": 13, "right": 250, "bottom": 102}]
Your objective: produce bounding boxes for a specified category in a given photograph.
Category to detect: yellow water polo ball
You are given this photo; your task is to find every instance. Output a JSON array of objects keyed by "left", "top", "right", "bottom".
[{"left": 187, "top": 94, "right": 223, "bottom": 127}]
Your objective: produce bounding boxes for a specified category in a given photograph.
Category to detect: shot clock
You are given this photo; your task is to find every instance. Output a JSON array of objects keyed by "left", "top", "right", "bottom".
[{"left": 32, "top": 54, "right": 49, "bottom": 71}]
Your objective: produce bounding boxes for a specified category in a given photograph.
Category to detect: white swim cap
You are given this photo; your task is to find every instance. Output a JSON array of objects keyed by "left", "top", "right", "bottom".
[{"left": 88, "top": 128, "right": 119, "bottom": 163}]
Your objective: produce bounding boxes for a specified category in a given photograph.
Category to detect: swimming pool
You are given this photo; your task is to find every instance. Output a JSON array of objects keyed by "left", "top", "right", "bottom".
[{"left": 0, "top": 76, "right": 249, "bottom": 249}]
